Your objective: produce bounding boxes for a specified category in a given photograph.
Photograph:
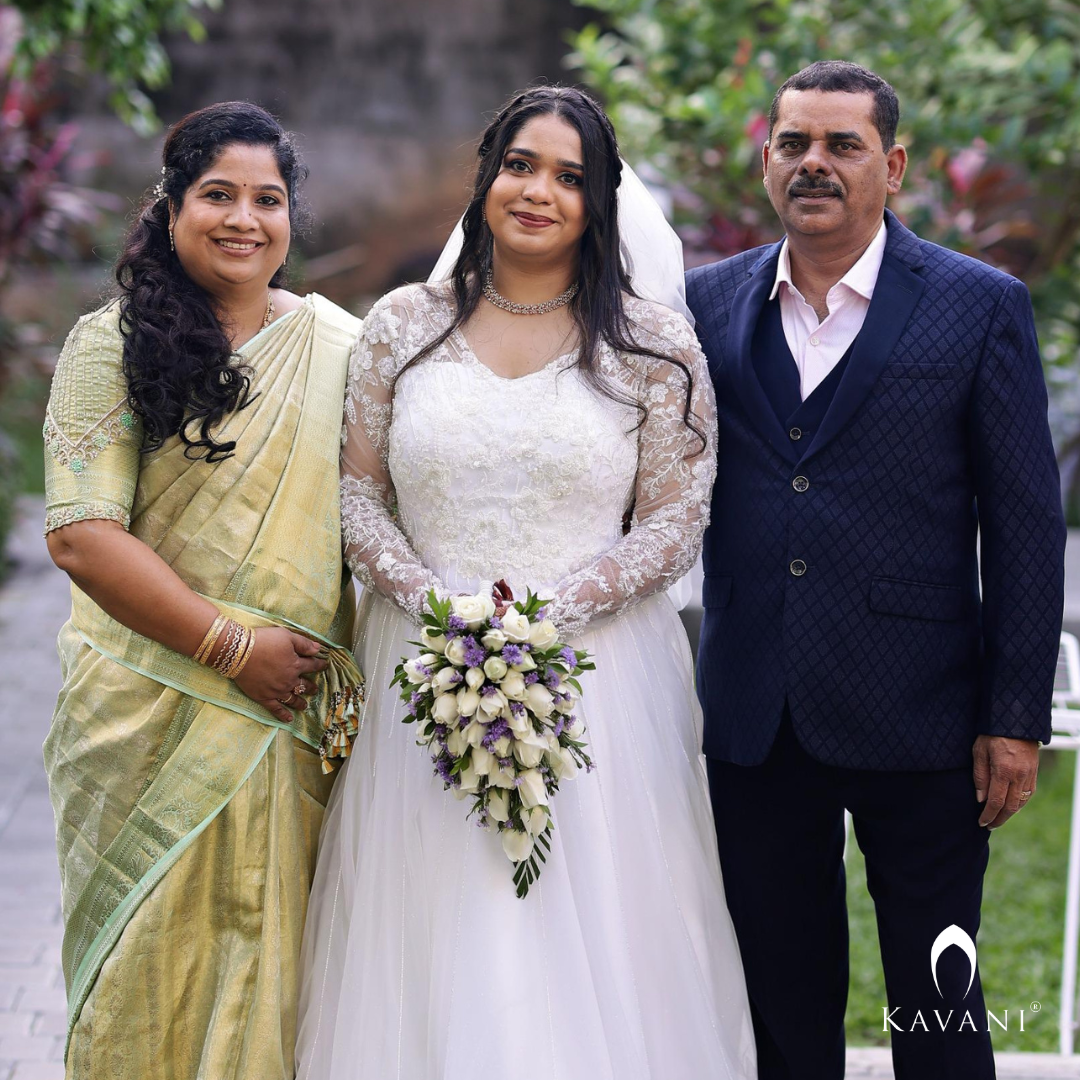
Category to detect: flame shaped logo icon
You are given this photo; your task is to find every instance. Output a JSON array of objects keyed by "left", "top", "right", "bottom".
[{"left": 930, "top": 924, "right": 977, "bottom": 999}]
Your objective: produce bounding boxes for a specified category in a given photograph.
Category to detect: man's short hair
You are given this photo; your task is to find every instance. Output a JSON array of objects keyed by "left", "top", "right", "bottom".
[{"left": 768, "top": 61, "right": 900, "bottom": 151}]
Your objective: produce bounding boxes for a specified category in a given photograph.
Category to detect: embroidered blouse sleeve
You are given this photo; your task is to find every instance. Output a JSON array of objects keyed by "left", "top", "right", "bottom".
[
  {"left": 340, "top": 289, "right": 451, "bottom": 625},
  {"left": 546, "top": 307, "right": 717, "bottom": 638},
  {"left": 43, "top": 305, "right": 143, "bottom": 535}
]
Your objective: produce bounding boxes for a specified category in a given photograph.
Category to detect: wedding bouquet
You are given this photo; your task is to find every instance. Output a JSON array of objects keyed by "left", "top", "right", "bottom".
[{"left": 392, "top": 583, "right": 595, "bottom": 898}]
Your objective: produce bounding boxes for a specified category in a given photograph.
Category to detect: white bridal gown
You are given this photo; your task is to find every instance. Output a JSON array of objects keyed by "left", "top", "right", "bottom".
[{"left": 296, "top": 283, "right": 756, "bottom": 1080}]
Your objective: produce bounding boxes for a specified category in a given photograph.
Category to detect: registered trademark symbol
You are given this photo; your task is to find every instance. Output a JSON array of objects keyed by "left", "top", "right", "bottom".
[{"left": 1031, "top": 1001, "right": 1042, "bottom": 1012}]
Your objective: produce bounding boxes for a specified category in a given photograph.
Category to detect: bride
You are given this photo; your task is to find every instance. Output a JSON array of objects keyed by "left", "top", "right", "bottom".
[{"left": 296, "top": 85, "right": 756, "bottom": 1079}]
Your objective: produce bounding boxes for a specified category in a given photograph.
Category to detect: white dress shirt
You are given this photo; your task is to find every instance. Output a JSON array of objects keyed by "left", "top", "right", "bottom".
[{"left": 770, "top": 221, "right": 888, "bottom": 400}]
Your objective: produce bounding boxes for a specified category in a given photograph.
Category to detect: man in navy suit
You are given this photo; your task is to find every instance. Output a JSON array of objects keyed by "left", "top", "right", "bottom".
[{"left": 686, "top": 61, "right": 1065, "bottom": 1079}]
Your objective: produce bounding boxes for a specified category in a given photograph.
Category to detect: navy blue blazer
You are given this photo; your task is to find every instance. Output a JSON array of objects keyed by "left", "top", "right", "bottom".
[{"left": 686, "top": 210, "right": 1066, "bottom": 770}]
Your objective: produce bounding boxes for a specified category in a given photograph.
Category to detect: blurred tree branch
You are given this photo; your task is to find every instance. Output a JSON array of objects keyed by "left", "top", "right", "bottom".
[
  {"left": 567, "top": 0, "right": 1080, "bottom": 512},
  {"left": 9, "top": 0, "right": 223, "bottom": 134}
]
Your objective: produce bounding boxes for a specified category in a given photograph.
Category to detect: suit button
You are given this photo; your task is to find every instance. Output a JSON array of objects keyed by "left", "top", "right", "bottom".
[
  {"left": 790, "top": 559, "right": 807, "bottom": 577},
  {"left": 792, "top": 475, "right": 810, "bottom": 493},
  {"left": 789, "top": 427, "right": 802, "bottom": 441}
]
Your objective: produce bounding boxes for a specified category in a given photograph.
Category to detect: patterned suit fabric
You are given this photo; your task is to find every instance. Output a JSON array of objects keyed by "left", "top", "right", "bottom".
[{"left": 687, "top": 210, "right": 1066, "bottom": 770}]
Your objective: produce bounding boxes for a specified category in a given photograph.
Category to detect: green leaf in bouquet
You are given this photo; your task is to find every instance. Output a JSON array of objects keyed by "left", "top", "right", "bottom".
[{"left": 567, "top": 677, "right": 584, "bottom": 695}]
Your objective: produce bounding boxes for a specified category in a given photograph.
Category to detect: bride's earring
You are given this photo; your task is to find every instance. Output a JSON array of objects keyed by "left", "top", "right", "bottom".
[{"left": 169, "top": 225, "right": 175, "bottom": 252}]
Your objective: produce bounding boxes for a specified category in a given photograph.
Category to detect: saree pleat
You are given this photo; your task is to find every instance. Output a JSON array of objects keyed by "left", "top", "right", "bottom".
[{"left": 43, "top": 294, "right": 361, "bottom": 1079}]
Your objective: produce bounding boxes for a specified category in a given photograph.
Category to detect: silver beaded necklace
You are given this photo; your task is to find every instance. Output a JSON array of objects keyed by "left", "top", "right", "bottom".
[{"left": 482, "top": 270, "right": 578, "bottom": 316}]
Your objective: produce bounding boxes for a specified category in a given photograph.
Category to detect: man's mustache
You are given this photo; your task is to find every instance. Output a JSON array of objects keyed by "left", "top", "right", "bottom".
[{"left": 788, "top": 179, "right": 843, "bottom": 198}]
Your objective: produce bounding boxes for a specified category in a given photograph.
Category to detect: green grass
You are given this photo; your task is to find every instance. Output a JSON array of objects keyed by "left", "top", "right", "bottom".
[
  {"left": 846, "top": 748, "right": 1076, "bottom": 1052},
  {"left": 0, "top": 367, "right": 49, "bottom": 494}
]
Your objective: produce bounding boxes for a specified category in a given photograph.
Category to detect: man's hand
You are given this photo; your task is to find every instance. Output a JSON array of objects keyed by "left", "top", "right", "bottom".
[{"left": 972, "top": 735, "right": 1039, "bottom": 829}]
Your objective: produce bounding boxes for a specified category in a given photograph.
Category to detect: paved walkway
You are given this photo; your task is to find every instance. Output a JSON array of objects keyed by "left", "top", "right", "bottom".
[
  {"left": 0, "top": 499, "right": 69, "bottom": 1080},
  {"left": 0, "top": 494, "right": 1078, "bottom": 1079}
]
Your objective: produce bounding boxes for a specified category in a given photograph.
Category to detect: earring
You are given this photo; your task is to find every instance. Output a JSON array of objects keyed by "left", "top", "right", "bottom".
[
  {"left": 481, "top": 205, "right": 488, "bottom": 224},
  {"left": 169, "top": 226, "right": 175, "bottom": 252}
]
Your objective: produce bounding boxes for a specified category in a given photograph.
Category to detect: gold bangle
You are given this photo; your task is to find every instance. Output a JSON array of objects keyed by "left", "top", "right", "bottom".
[
  {"left": 228, "top": 627, "right": 257, "bottom": 679},
  {"left": 211, "top": 621, "right": 244, "bottom": 676},
  {"left": 218, "top": 625, "right": 253, "bottom": 680},
  {"left": 193, "top": 614, "right": 228, "bottom": 664}
]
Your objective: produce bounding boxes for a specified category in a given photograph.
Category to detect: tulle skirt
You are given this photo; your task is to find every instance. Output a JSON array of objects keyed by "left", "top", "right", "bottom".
[{"left": 296, "top": 589, "right": 757, "bottom": 1079}]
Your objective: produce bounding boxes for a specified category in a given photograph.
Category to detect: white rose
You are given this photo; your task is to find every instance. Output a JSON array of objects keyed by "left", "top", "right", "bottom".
[
  {"left": 500, "top": 670, "right": 527, "bottom": 700},
  {"left": 512, "top": 652, "right": 537, "bottom": 672},
  {"left": 432, "top": 693, "right": 459, "bottom": 726},
  {"left": 517, "top": 768, "right": 548, "bottom": 809},
  {"left": 463, "top": 719, "right": 486, "bottom": 748},
  {"left": 506, "top": 707, "right": 531, "bottom": 736},
  {"left": 465, "top": 666, "right": 485, "bottom": 689},
  {"left": 444, "top": 638, "right": 468, "bottom": 667},
  {"left": 403, "top": 655, "right": 436, "bottom": 684},
  {"left": 513, "top": 734, "right": 547, "bottom": 769},
  {"left": 567, "top": 717, "right": 586, "bottom": 739},
  {"left": 488, "top": 761, "right": 517, "bottom": 789},
  {"left": 554, "top": 693, "right": 576, "bottom": 715},
  {"left": 528, "top": 619, "right": 558, "bottom": 650},
  {"left": 458, "top": 757, "right": 481, "bottom": 794},
  {"left": 524, "top": 683, "right": 555, "bottom": 719},
  {"left": 420, "top": 627, "right": 447, "bottom": 654},
  {"left": 456, "top": 688, "right": 481, "bottom": 717},
  {"left": 483, "top": 656, "right": 508, "bottom": 682},
  {"left": 501, "top": 609, "right": 531, "bottom": 643},
  {"left": 470, "top": 744, "right": 494, "bottom": 776},
  {"left": 478, "top": 688, "right": 508, "bottom": 718},
  {"left": 558, "top": 746, "right": 580, "bottom": 778},
  {"left": 545, "top": 749, "right": 564, "bottom": 778},
  {"left": 432, "top": 667, "right": 460, "bottom": 695},
  {"left": 487, "top": 788, "right": 510, "bottom": 823},
  {"left": 501, "top": 827, "right": 534, "bottom": 864},
  {"left": 446, "top": 725, "right": 468, "bottom": 758},
  {"left": 451, "top": 592, "right": 496, "bottom": 630},
  {"left": 481, "top": 628, "right": 507, "bottom": 651},
  {"left": 524, "top": 806, "right": 549, "bottom": 836},
  {"left": 492, "top": 735, "right": 511, "bottom": 757}
]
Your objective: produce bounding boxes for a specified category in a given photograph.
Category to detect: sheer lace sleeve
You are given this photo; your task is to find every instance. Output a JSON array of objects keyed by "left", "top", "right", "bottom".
[
  {"left": 546, "top": 303, "right": 717, "bottom": 638},
  {"left": 340, "top": 287, "right": 451, "bottom": 625}
]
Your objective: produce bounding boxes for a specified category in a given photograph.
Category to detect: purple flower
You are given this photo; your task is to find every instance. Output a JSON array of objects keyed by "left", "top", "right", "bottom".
[
  {"left": 553, "top": 717, "right": 565, "bottom": 738},
  {"left": 509, "top": 701, "right": 525, "bottom": 717},
  {"left": 480, "top": 684, "right": 498, "bottom": 697},
  {"left": 501, "top": 644, "right": 524, "bottom": 665},
  {"left": 543, "top": 668, "right": 560, "bottom": 690},
  {"left": 433, "top": 751, "right": 460, "bottom": 787},
  {"left": 463, "top": 636, "right": 487, "bottom": 668},
  {"left": 448, "top": 614, "right": 467, "bottom": 631},
  {"left": 489, "top": 615, "right": 503, "bottom": 629},
  {"left": 410, "top": 690, "right": 422, "bottom": 705},
  {"left": 407, "top": 702, "right": 418, "bottom": 717},
  {"left": 560, "top": 646, "right": 576, "bottom": 667},
  {"left": 536, "top": 607, "right": 549, "bottom": 620},
  {"left": 524, "top": 671, "right": 540, "bottom": 686}
]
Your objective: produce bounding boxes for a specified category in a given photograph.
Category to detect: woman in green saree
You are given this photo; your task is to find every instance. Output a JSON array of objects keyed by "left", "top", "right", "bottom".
[{"left": 42, "top": 101, "right": 363, "bottom": 1079}]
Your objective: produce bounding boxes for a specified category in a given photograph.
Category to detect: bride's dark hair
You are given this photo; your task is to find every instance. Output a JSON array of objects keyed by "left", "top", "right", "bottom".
[
  {"left": 402, "top": 84, "right": 704, "bottom": 448},
  {"left": 114, "top": 101, "right": 309, "bottom": 461}
]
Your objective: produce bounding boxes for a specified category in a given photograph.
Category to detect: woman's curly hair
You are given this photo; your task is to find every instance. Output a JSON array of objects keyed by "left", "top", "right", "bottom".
[{"left": 114, "top": 101, "right": 309, "bottom": 460}]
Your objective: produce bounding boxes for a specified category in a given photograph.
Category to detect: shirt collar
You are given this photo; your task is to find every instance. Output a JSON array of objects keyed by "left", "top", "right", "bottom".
[{"left": 769, "top": 219, "right": 889, "bottom": 302}]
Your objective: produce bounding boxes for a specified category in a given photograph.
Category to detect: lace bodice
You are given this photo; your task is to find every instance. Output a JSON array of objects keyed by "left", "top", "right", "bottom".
[{"left": 340, "top": 283, "right": 717, "bottom": 637}]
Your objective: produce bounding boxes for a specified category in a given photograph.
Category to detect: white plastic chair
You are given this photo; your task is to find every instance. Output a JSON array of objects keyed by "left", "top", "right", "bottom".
[{"left": 1051, "top": 630, "right": 1080, "bottom": 1055}]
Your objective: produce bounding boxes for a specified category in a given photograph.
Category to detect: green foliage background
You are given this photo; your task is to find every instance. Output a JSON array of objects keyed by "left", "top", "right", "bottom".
[
  {"left": 568, "top": 0, "right": 1080, "bottom": 509},
  {"left": 10, "top": 0, "right": 221, "bottom": 133}
]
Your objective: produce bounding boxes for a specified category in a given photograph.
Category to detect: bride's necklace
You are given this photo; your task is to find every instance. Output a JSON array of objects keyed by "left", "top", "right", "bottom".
[
  {"left": 262, "top": 290, "right": 275, "bottom": 329},
  {"left": 483, "top": 270, "right": 578, "bottom": 316}
]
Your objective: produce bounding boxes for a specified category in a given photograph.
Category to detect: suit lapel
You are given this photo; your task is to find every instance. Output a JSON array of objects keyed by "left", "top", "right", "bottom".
[
  {"left": 724, "top": 244, "right": 800, "bottom": 465},
  {"left": 801, "top": 212, "right": 926, "bottom": 464}
]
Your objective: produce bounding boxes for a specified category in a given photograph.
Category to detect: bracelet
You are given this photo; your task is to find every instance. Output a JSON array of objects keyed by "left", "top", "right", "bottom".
[
  {"left": 193, "top": 614, "right": 229, "bottom": 664},
  {"left": 211, "top": 620, "right": 246, "bottom": 677},
  {"left": 227, "top": 627, "right": 258, "bottom": 679}
]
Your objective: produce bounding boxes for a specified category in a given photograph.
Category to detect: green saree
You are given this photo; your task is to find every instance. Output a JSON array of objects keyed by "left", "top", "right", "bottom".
[{"left": 42, "top": 294, "right": 363, "bottom": 1079}]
